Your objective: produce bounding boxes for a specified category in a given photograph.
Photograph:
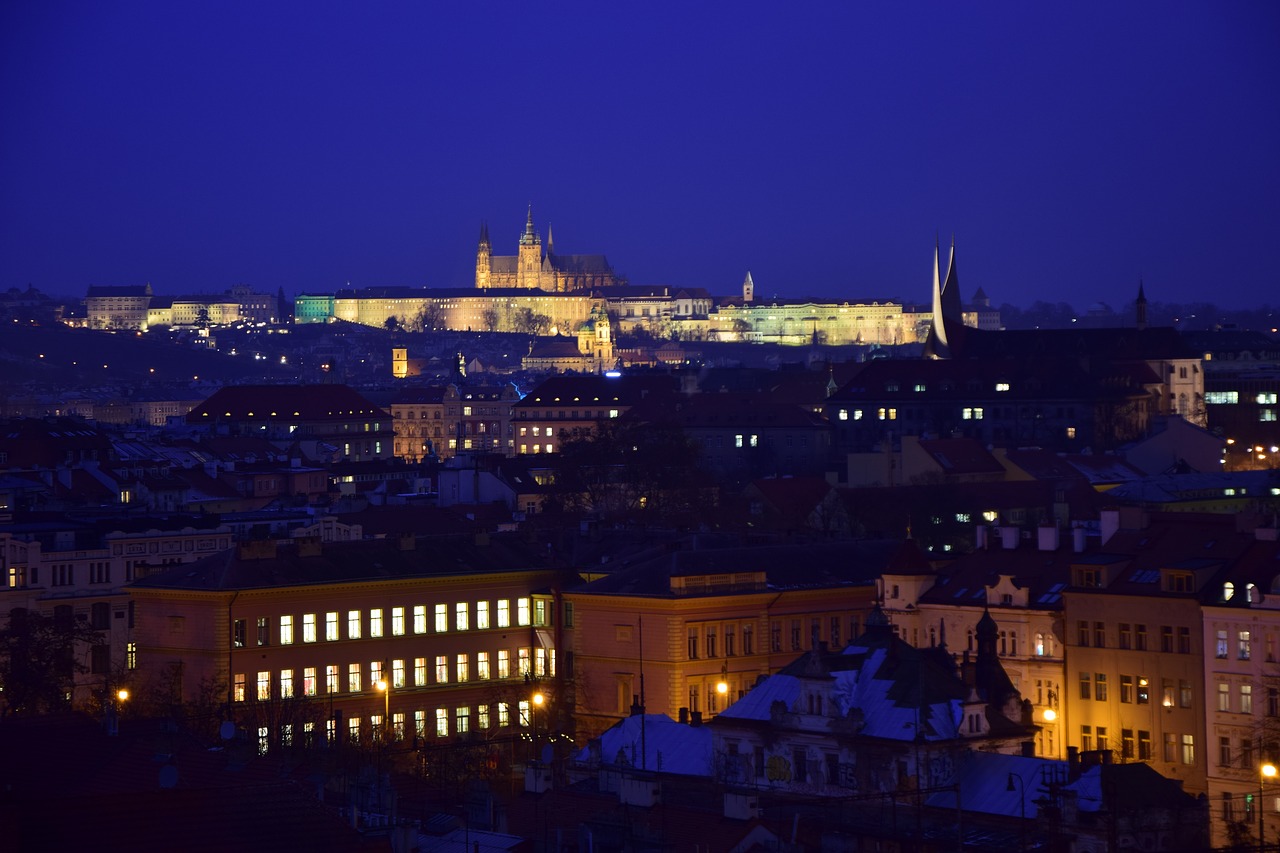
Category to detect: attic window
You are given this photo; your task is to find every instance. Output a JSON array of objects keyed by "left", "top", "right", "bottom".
[{"left": 995, "top": 382, "right": 1011, "bottom": 392}]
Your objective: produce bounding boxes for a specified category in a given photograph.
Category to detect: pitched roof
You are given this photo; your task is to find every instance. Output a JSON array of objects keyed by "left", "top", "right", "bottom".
[
  {"left": 129, "top": 533, "right": 554, "bottom": 592},
  {"left": 188, "top": 385, "right": 387, "bottom": 422}
]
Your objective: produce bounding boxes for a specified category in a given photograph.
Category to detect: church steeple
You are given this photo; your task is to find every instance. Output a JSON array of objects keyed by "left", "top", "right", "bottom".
[
  {"left": 1136, "top": 280, "right": 1148, "bottom": 331},
  {"left": 546, "top": 222, "right": 554, "bottom": 255},
  {"left": 520, "top": 205, "right": 540, "bottom": 247},
  {"left": 475, "top": 221, "right": 492, "bottom": 289},
  {"left": 517, "top": 205, "right": 542, "bottom": 289},
  {"left": 742, "top": 271, "right": 754, "bottom": 303}
]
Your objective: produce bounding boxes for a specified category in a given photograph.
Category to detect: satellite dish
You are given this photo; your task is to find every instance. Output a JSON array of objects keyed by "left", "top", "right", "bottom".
[
  {"left": 158, "top": 765, "right": 179, "bottom": 789},
  {"left": 219, "top": 721, "right": 236, "bottom": 741}
]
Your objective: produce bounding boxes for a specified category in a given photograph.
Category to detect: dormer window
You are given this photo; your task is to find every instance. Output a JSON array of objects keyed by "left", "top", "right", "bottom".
[
  {"left": 1164, "top": 571, "right": 1194, "bottom": 593},
  {"left": 995, "top": 382, "right": 1011, "bottom": 392}
]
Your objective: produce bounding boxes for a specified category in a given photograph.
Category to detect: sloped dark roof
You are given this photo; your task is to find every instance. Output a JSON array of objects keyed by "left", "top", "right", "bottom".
[
  {"left": 188, "top": 385, "right": 387, "bottom": 422},
  {"left": 547, "top": 252, "right": 614, "bottom": 274},
  {"left": 0, "top": 714, "right": 380, "bottom": 853},
  {"left": 959, "top": 326, "right": 1197, "bottom": 361},
  {"left": 129, "top": 533, "right": 555, "bottom": 592},
  {"left": 575, "top": 539, "right": 897, "bottom": 597}
]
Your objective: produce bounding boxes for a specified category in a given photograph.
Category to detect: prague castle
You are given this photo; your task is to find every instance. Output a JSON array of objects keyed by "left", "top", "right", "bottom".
[{"left": 475, "top": 206, "right": 622, "bottom": 292}]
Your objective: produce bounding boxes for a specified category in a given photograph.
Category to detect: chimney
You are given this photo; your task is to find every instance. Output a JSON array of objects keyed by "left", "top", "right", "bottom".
[
  {"left": 1100, "top": 508, "right": 1120, "bottom": 545},
  {"left": 1038, "top": 522, "right": 1059, "bottom": 552},
  {"left": 678, "top": 707, "right": 688, "bottom": 725},
  {"left": 1021, "top": 741, "right": 1036, "bottom": 758},
  {"left": 1073, "top": 526, "right": 1087, "bottom": 553},
  {"left": 1000, "top": 527, "right": 1019, "bottom": 550},
  {"left": 1067, "top": 746, "right": 1080, "bottom": 780},
  {"left": 690, "top": 711, "right": 703, "bottom": 727}
]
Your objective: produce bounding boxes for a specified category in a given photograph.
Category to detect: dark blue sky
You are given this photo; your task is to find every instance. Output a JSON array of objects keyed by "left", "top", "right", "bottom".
[{"left": 2, "top": 2, "right": 1277, "bottom": 308}]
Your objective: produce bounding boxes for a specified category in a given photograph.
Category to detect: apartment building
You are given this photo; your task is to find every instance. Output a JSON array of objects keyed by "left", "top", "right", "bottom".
[
  {"left": 129, "top": 534, "right": 572, "bottom": 753},
  {"left": 564, "top": 538, "right": 894, "bottom": 740}
]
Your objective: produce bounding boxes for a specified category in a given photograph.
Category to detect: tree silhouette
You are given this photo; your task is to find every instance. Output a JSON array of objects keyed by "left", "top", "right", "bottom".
[{"left": 0, "top": 607, "right": 103, "bottom": 715}]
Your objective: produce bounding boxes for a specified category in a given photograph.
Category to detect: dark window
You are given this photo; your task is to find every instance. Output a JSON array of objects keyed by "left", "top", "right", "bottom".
[
  {"left": 90, "top": 644, "right": 110, "bottom": 675},
  {"left": 90, "top": 602, "right": 110, "bottom": 630},
  {"left": 233, "top": 619, "right": 246, "bottom": 648}
]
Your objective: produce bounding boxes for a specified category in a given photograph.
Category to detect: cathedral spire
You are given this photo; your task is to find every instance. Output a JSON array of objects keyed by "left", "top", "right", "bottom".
[
  {"left": 546, "top": 222, "right": 554, "bottom": 254},
  {"left": 520, "top": 205, "right": 539, "bottom": 246},
  {"left": 1136, "top": 279, "right": 1148, "bottom": 330}
]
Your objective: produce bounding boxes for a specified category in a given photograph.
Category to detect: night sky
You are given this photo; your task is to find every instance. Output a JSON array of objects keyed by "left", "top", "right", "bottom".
[{"left": 2, "top": 2, "right": 1277, "bottom": 309}]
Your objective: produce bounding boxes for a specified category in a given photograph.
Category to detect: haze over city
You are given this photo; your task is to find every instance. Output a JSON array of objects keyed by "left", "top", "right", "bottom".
[{"left": 2, "top": 2, "right": 1276, "bottom": 308}]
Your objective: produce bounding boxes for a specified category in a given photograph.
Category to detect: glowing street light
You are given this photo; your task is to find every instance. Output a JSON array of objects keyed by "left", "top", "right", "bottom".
[
  {"left": 1262, "top": 762, "right": 1277, "bottom": 852},
  {"left": 376, "top": 675, "right": 390, "bottom": 740}
]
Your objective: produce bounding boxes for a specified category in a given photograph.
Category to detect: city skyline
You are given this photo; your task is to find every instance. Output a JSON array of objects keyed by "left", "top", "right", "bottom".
[{"left": 2, "top": 3, "right": 1277, "bottom": 308}]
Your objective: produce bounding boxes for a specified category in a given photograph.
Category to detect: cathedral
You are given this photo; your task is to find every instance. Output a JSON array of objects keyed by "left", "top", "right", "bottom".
[{"left": 475, "top": 207, "right": 622, "bottom": 292}]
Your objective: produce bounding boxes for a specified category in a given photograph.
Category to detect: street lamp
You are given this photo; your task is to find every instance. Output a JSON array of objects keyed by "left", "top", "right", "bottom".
[
  {"left": 531, "top": 690, "right": 545, "bottom": 764},
  {"left": 1007, "top": 772, "right": 1028, "bottom": 853},
  {"left": 376, "top": 677, "right": 390, "bottom": 741},
  {"left": 1261, "top": 762, "right": 1277, "bottom": 853}
]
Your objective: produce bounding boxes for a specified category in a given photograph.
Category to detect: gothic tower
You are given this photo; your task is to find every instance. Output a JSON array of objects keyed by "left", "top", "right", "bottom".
[
  {"left": 517, "top": 205, "right": 543, "bottom": 290},
  {"left": 475, "top": 222, "right": 492, "bottom": 289},
  {"left": 1136, "top": 280, "right": 1148, "bottom": 331},
  {"left": 742, "top": 271, "right": 755, "bottom": 303}
]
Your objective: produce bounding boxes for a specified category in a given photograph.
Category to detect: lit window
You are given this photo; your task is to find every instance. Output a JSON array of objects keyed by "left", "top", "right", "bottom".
[
  {"left": 280, "top": 669, "right": 294, "bottom": 698},
  {"left": 392, "top": 659, "right": 405, "bottom": 688},
  {"left": 456, "top": 654, "right": 469, "bottom": 682},
  {"left": 735, "top": 434, "right": 744, "bottom": 447},
  {"left": 348, "top": 663, "right": 361, "bottom": 692},
  {"left": 435, "top": 604, "right": 448, "bottom": 632},
  {"left": 413, "top": 605, "right": 426, "bottom": 634},
  {"left": 996, "top": 382, "right": 1011, "bottom": 392},
  {"left": 303, "top": 667, "right": 317, "bottom": 696},
  {"left": 478, "top": 704, "right": 491, "bottom": 729},
  {"left": 234, "top": 673, "right": 246, "bottom": 702},
  {"left": 303, "top": 613, "right": 316, "bottom": 643},
  {"left": 326, "top": 612, "right": 338, "bottom": 641},
  {"left": 326, "top": 665, "right": 339, "bottom": 693},
  {"left": 436, "top": 708, "right": 449, "bottom": 737},
  {"left": 518, "top": 647, "right": 531, "bottom": 676},
  {"left": 257, "top": 671, "right": 270, "bottom": 701},
  {"left": 476, "top": 601, "right": 490, "bottom": 629},
  {"left": 518, "top": 598, "right": 531, "bottom": 626},
  {"left": 456, "top": 602, "right": 468, "bottom": 631},
  {"left": 498, "top": 599, "right": 510, "bottom": 627},
  {"left": 435, "top": 655, "right": 448, "bottom": 683},
  {"left": 370, "top": 609, "right": 383, "bottom": 638},
  {"left": 1066, "top": 426, "right": 1077, "bottom": 439},
  {"left": 478, "top": 652, "right": 491, "bottom": 679},
  {"left": 414, "top": 657, "right": 426, "bottom": 686},
  {"left": 456, "top": 707, "right": 470, "bottom": 734},
  {"left": 498, "top": 649, "right": 510, "bottom": 678},
  {"left": 392, "top": 607, "right": 404, "bottom": 636},
  {"left": 279, "top": 615, "right": 294, "bottom": 645},
  {"left": 347, "top": 610, "right": 361, "bottom": 639},
  {"left": 853, "top": 409, "right": 863, "bottom": 420},
  {"left": 838, "top": 409, "right": 848, "bottom": 421}
]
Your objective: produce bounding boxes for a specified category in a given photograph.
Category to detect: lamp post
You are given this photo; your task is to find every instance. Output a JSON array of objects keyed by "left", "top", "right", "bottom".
[
  {"left": 1261, "top": 762, "right": 1277, "bottom": 853},
  {"left": 531, "top": 689, "right": 545, "bottom": 763},
  {"left": 1007, "top": 772, "right": 1028, "bottom": 853},
  {"left": 376, "top": 676, "right": 390, "bottom": 742}
]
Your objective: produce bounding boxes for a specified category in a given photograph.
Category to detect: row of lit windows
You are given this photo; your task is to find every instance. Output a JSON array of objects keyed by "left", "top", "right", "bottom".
[
  {"left": 1078, "top": 620, "right": 1195, "bottom": 654},
  {"left": 232, "top": 598, "right": 542, "bottom": 648},
  {"left": 1080, "top": 725, "right": 1156, "bottom": 761},
  {"left": 1207, "top": 391, "right": 1278, "bottom": 405},
  {"left": 233, "top": 649, "right": 554, "bottom": 701},
  {"left": 1080, "top": 671, "right": 1192, "bottom": 708}
]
